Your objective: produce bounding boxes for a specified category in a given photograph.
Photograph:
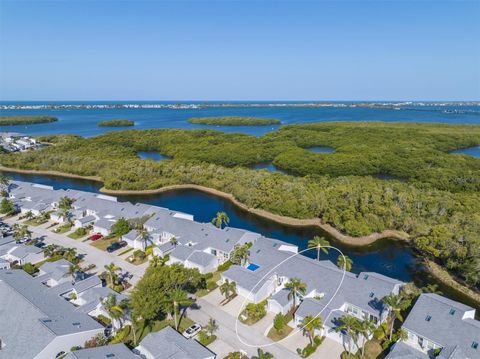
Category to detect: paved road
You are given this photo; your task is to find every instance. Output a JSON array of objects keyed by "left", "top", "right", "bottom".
[
  {"left": 188, "top": 297, "right": 300, "bottom": 359},
  {"left": 4, "top": 216, "right": 148, "bottom": 287}
]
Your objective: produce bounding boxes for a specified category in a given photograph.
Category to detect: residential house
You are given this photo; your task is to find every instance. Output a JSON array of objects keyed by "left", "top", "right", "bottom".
[
  {"left": 135, "top": 326, "right": 216, "bottom": 359},
  {"left": 65, "top": 343, "right": 139, "bottom": 359},
  {"left": 0, "top": 242, "right": 44, "bottom": 265},
  {"left": 0, "top": 270, "right": 104, "bottom": 359},
  {"left": 386, "top": 293, "right": 480, "bottom": 359},
  {"left": 35, "top": 258, "right": 76, "bottom": 287}
]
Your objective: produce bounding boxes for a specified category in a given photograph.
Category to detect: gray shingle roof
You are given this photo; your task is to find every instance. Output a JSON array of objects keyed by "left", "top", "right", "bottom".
[
  {"left": 0, "top": 270, "right": 103, "bottom": 358},
  {"left": 385, "top": 341, "right": 430, "bottom": 359},
  {"left": 402, "top": 293, "right": 480, "bottom": 359},
  {"left": 66, "top": 343, "right": 138, "bottom": 358},
  {"left": 138, "top": 326, "right": 215, "bottom": 359}
]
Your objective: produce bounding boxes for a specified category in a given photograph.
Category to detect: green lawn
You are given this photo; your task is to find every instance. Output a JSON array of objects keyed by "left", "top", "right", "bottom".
[
  {"left": 118, "top": 248, "right": 134, "bottom": 256},
  {"left": 24, "top": 218, "right": 48, "bottom": 226},
  {"left": 54, "top": 224, "right": 72, "bottom": 234},
  {"left": 267, "top": 325, "right": 294, "bottom": 341},
  {"left": 68, "top": 231, "right": 89, "bottom": 239},
  {"left": 90, "top": 237, "right": 118, "bottom": 251}
]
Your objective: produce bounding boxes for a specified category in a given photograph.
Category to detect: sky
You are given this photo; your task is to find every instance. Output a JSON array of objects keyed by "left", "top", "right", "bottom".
[{"left": 0, "top": 0, "right": 479, "bottom": 101}]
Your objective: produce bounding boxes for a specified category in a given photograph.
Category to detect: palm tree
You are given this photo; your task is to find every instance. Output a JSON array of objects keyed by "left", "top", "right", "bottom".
[
  {"left": 381, "top": 293, "right": 411, "bottom": 340},
  {"left": 150, "top": 255, "right": 168, "bottom": 268},
  {"left": 284, "top": 277, "right": 307, "bottom": 312},
  {"left": 170, "top": 236, "right": 178, "bottom": 247},
  {"left": 231, "top": 243, "right": 250, "bottom": 266},
  {"left": 58, "top": 196, "right": 74, "bottom": 222},
  {"left": 163, "top": 289, "right": 193, "bottom": 330},
  {"left": 66, "top": 263, "right": 79, "bottom": 282},
  {"left": 252, "top": 349, "right": 274, "bottom": 359},
  {"left": 103, "top": 293, "right": 127, "bottom": 331},
  {"left": 205, "top": 317, "right": 219, "bottom": 337},
  {"left": 335, "top": 315, "right": 359, "bottom": 354},
  {"left": 358, "top": 319, "right": 375, "bottom": 358},
  {"left": 104, "top": 262, "right": 121, "bottom": 287},
  {"left": 44, "top": 244, "right": 60, "bottom": 257},
  {"left": 219, "top": 279, "right": 236, "bottom": 302},
  {"left": 63, "top": 247, "right": 77, "bottom": 262},
  {"left": 337, "top": 255, "right": 353, "bottom": 271},
  {"left": 211, "top": 211, "right": 229, "bottom": 229},
  {"left": 13, "top": 223, "right": 31, "bottom": 241},
  {"left": 299, "top": 315, "right": 323, "bottom": 344},
  {"left": 422, "top": 283, "right": 443, "bottom": 295},
  {"left": 138, "top": 227, "right": 150, "bottom": 250},
  {"left": 307, "top": 236, "right": 329, "bottom": 261},
  {"left": 24, "top": 211, "right": 34, "bottom": 220}
]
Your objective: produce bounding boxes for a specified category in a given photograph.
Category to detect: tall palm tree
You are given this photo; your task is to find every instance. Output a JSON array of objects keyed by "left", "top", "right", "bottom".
[
  {"left": 358, "top": 319, "right": 375, "bottom": 358},
  {"left": 103, "top": 293, "right": 127, "bottom": 331},
  {"left": 307, "top": 236, "right": 329, "bottom": 261},
  {"left": 422, "top": 283, "right": 443, "bottom": 295},
  {"left": 138, "top": 227, "right": 150, "bottom": 250},
  {"left": 58, "top": 196, "right": 74, "bottom": 222},
  {"left": 337, "top": 255, "right": 353, "bottom": 271},
  {"left": 219, "top": 279, "right": 236, "bottom": 302},
  {"left": 24, "top": 211, "right": 34, "bottom": 220},
  {"left": 231, "top": 243, "right": 250, "bottom": 266},
  {"left": 252, "top": 349, "right": 274, "bottom": 359},
  {"left": 205, "top": 317, "right": 219, "bottom": 337},
  {"left": 211, "top": 211, "right": 229, "bottom": 229},
  {"left": 104, "top": 262, "right": 121, "bottom": 287},
  {"left": 63, "top": 247, "right": 78, "bottom": 262},
  {"left": 163, "top": 289, "right": 193, "bottom": 330},
  {"left": 285, "top": 277, "right": 307, "bottom": 312},
  {"left": 299, "top": 315, "right": 323, "bottom": 344},
  {"left": 381, "top": 293, "right": 411, "bottom": 340},
  {"left": 44, "top": 244, "right": 60, "bottom": 257},
  {"left": 335, "top": 315, "right": 359, "bottom": 354}
]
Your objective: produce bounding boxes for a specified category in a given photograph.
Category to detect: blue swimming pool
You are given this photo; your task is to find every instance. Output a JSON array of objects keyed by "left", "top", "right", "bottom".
[{"left": 247, "top": 263, "right": 260, "bottom": 271}]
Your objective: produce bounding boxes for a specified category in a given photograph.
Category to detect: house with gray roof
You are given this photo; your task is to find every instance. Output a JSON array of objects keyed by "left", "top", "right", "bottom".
[
  {"left": 135, "top": 326, "right": 215, "bottom": 359},
  {"left": 0, "top": 242, "right": 44, "bottom": 265},
  {"left": 35, "top": 258, "right": 75, "bottom": 287},
  {"left": 221, "top": 237, "right": 402, "bottom": 353},
  {"left": 0, "top": 270, "right": 104, "bottom": 359},
  {"left": 65, "top": 343, "right": 139, "bottom": 359},
  {"left": 386, "top": 293, "right": 480, "bottom": 359}
]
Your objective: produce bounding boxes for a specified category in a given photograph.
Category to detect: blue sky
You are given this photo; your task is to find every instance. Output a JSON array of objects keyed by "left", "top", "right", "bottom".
[{"left": 0, "top": 0, "right": 479, "bottom": 101}]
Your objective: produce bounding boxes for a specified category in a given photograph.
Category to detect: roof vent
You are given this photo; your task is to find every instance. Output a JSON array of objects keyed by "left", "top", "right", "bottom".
[
  {"left": 72, "top": 322, "right": 80, "bottom": 326},
  {"left": 363, "top": 274, "right": 369, "bottom": 280},
  {"left": 369, "top": 292, "right": 374, "bottom": 298},
  {"left": 472, "top": 341, "right": 478, "bottom": 350},
  {"left": 106, "top": 354, "right": 116, "bottom": 358},
  {"left": 449, "top": 309, "right": 456, "bottom": 315},
  {"left": 425, "top": 315, "right": 432, "bottom": 322}
]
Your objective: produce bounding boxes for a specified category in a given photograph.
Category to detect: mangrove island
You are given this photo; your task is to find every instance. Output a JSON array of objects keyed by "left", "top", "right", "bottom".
[{"left": 188, "top": 116, "right": 281, "bottom": 126}]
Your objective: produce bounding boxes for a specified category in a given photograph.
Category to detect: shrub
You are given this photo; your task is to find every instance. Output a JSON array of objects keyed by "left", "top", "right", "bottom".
[
  {"left": 133, "top": 249, "right": 146, "bottom": 260},
  {"left": 273, "top": 313, "right": 285, "bottom": 332},
  {"left": 74, "top": 227, "right": 87, "bottom": 236},
  {"left": 204, "top": 272, "right": 213, "bottom": 280},
  {"left": 217, "top": 260, "right": 232, "bottom": 272},
  {"left": 0, "top": 198, "right": 15, "bottom": 215},
  {"left": 22, "top": 262, "right": 37, "bottom": 275},
  {"left": 207, "top": 280, "right": 218, "bottom": 290},
  {"left": 111, "top": 218, "right": 131, "bottom": 236},
  {"left": 96, "top": 314, "right": 111, "bottom": 326}
]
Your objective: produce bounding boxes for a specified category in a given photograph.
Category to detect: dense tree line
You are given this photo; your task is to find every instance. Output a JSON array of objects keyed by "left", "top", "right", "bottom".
[
  {"left": 0, "top": 116, "right": 58, "bottom": 125},
  {"left": 97, "top": 119, "right": 134, "bottom": 127},
  {"left": 1, "top": 122, "right": 479, "bottom": 287}
]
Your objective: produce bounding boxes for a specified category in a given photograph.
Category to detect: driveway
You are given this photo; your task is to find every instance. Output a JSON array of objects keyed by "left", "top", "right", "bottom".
[{"left": 3, "top": 217, "right": 148, "bottom": 287}]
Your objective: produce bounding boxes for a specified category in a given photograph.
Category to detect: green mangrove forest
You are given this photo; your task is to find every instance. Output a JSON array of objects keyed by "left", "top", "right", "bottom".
[
  {"left": 1, "top": 122, "right": 480, "bottom": 289},
  {"left": 188, "top": 116, "right": 281, "bottom": 126},
  {"left": 0, "top": 116, "right": 58, "bottom": 126},
  {"left": 97, "top": 119, "right": 135, "bottom": 127}
]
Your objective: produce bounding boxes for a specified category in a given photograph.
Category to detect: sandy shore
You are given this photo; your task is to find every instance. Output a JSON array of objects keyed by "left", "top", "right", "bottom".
[{"left": 1, "top": 166, "right": 407, "bottom": 246}]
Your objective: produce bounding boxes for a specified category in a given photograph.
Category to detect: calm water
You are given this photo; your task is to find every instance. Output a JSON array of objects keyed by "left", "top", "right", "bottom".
[
  {"left": 249, "top": 162, "right": 286, "bottom": 174},
  {"left": 3, "top": 170, "right": 479, "bottom": 312},
  {"left": 451, "top": 146, "right": 480, "bottom": 158},
  {"left": 306, "top": 146, "right": 336, "bottom": 153},
  {"left": 137, "top": 151, "right": 170, "bottom": 161},
  {"left": 0, "top": 102, "right": 479, "bottom": 138}
]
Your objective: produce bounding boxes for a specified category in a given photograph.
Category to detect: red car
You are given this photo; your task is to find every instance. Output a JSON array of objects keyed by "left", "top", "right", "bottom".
[{"left": 89, "top": 233, "right": 103, "bottom": 241}]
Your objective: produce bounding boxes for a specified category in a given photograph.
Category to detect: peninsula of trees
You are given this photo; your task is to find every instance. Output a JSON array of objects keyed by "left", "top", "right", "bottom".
[
  {"left": 97, "top": 119, "right": 135, "bottom": 127},
  {"left": 1, "top": 122, "right": 479, "bottom": 289},
  {"left": 0, "top": 116, "right": 58, "bottom": 126},
  {"left": 188, "top": 116, "right": 281, "bottom": 126}
]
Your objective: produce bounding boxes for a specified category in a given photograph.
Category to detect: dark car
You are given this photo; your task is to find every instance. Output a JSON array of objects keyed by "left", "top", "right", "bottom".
[{"left": 106, "top": 241, "right": 127, "bottom": 253}]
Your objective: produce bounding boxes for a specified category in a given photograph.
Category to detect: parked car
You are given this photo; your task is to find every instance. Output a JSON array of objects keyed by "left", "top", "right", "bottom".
[
  {"left": 106, "top": 241, "right": 127, "bottom": 253},
  {"left": 88, "top": 233, "right": 103, "bottom": 241},
  {"left": 183, "top": 323, "right": 202, "bottom": 339}
]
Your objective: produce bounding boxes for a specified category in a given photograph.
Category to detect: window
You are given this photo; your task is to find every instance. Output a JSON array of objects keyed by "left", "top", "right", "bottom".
[
  {"left": 449, "top": 309, "right": 456, "bottom": 315},
  {"left": 363, "top": 274, "right": 369, "bottom": 280},
  {"left": 211, "top": 249, "right": 217, "bottom": 256},
  {"left": 472, "top": 341, "right": 479, "bottom": 350},
  {"left": 425, "top": 315, "right": 432, "bottom": 322}
]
